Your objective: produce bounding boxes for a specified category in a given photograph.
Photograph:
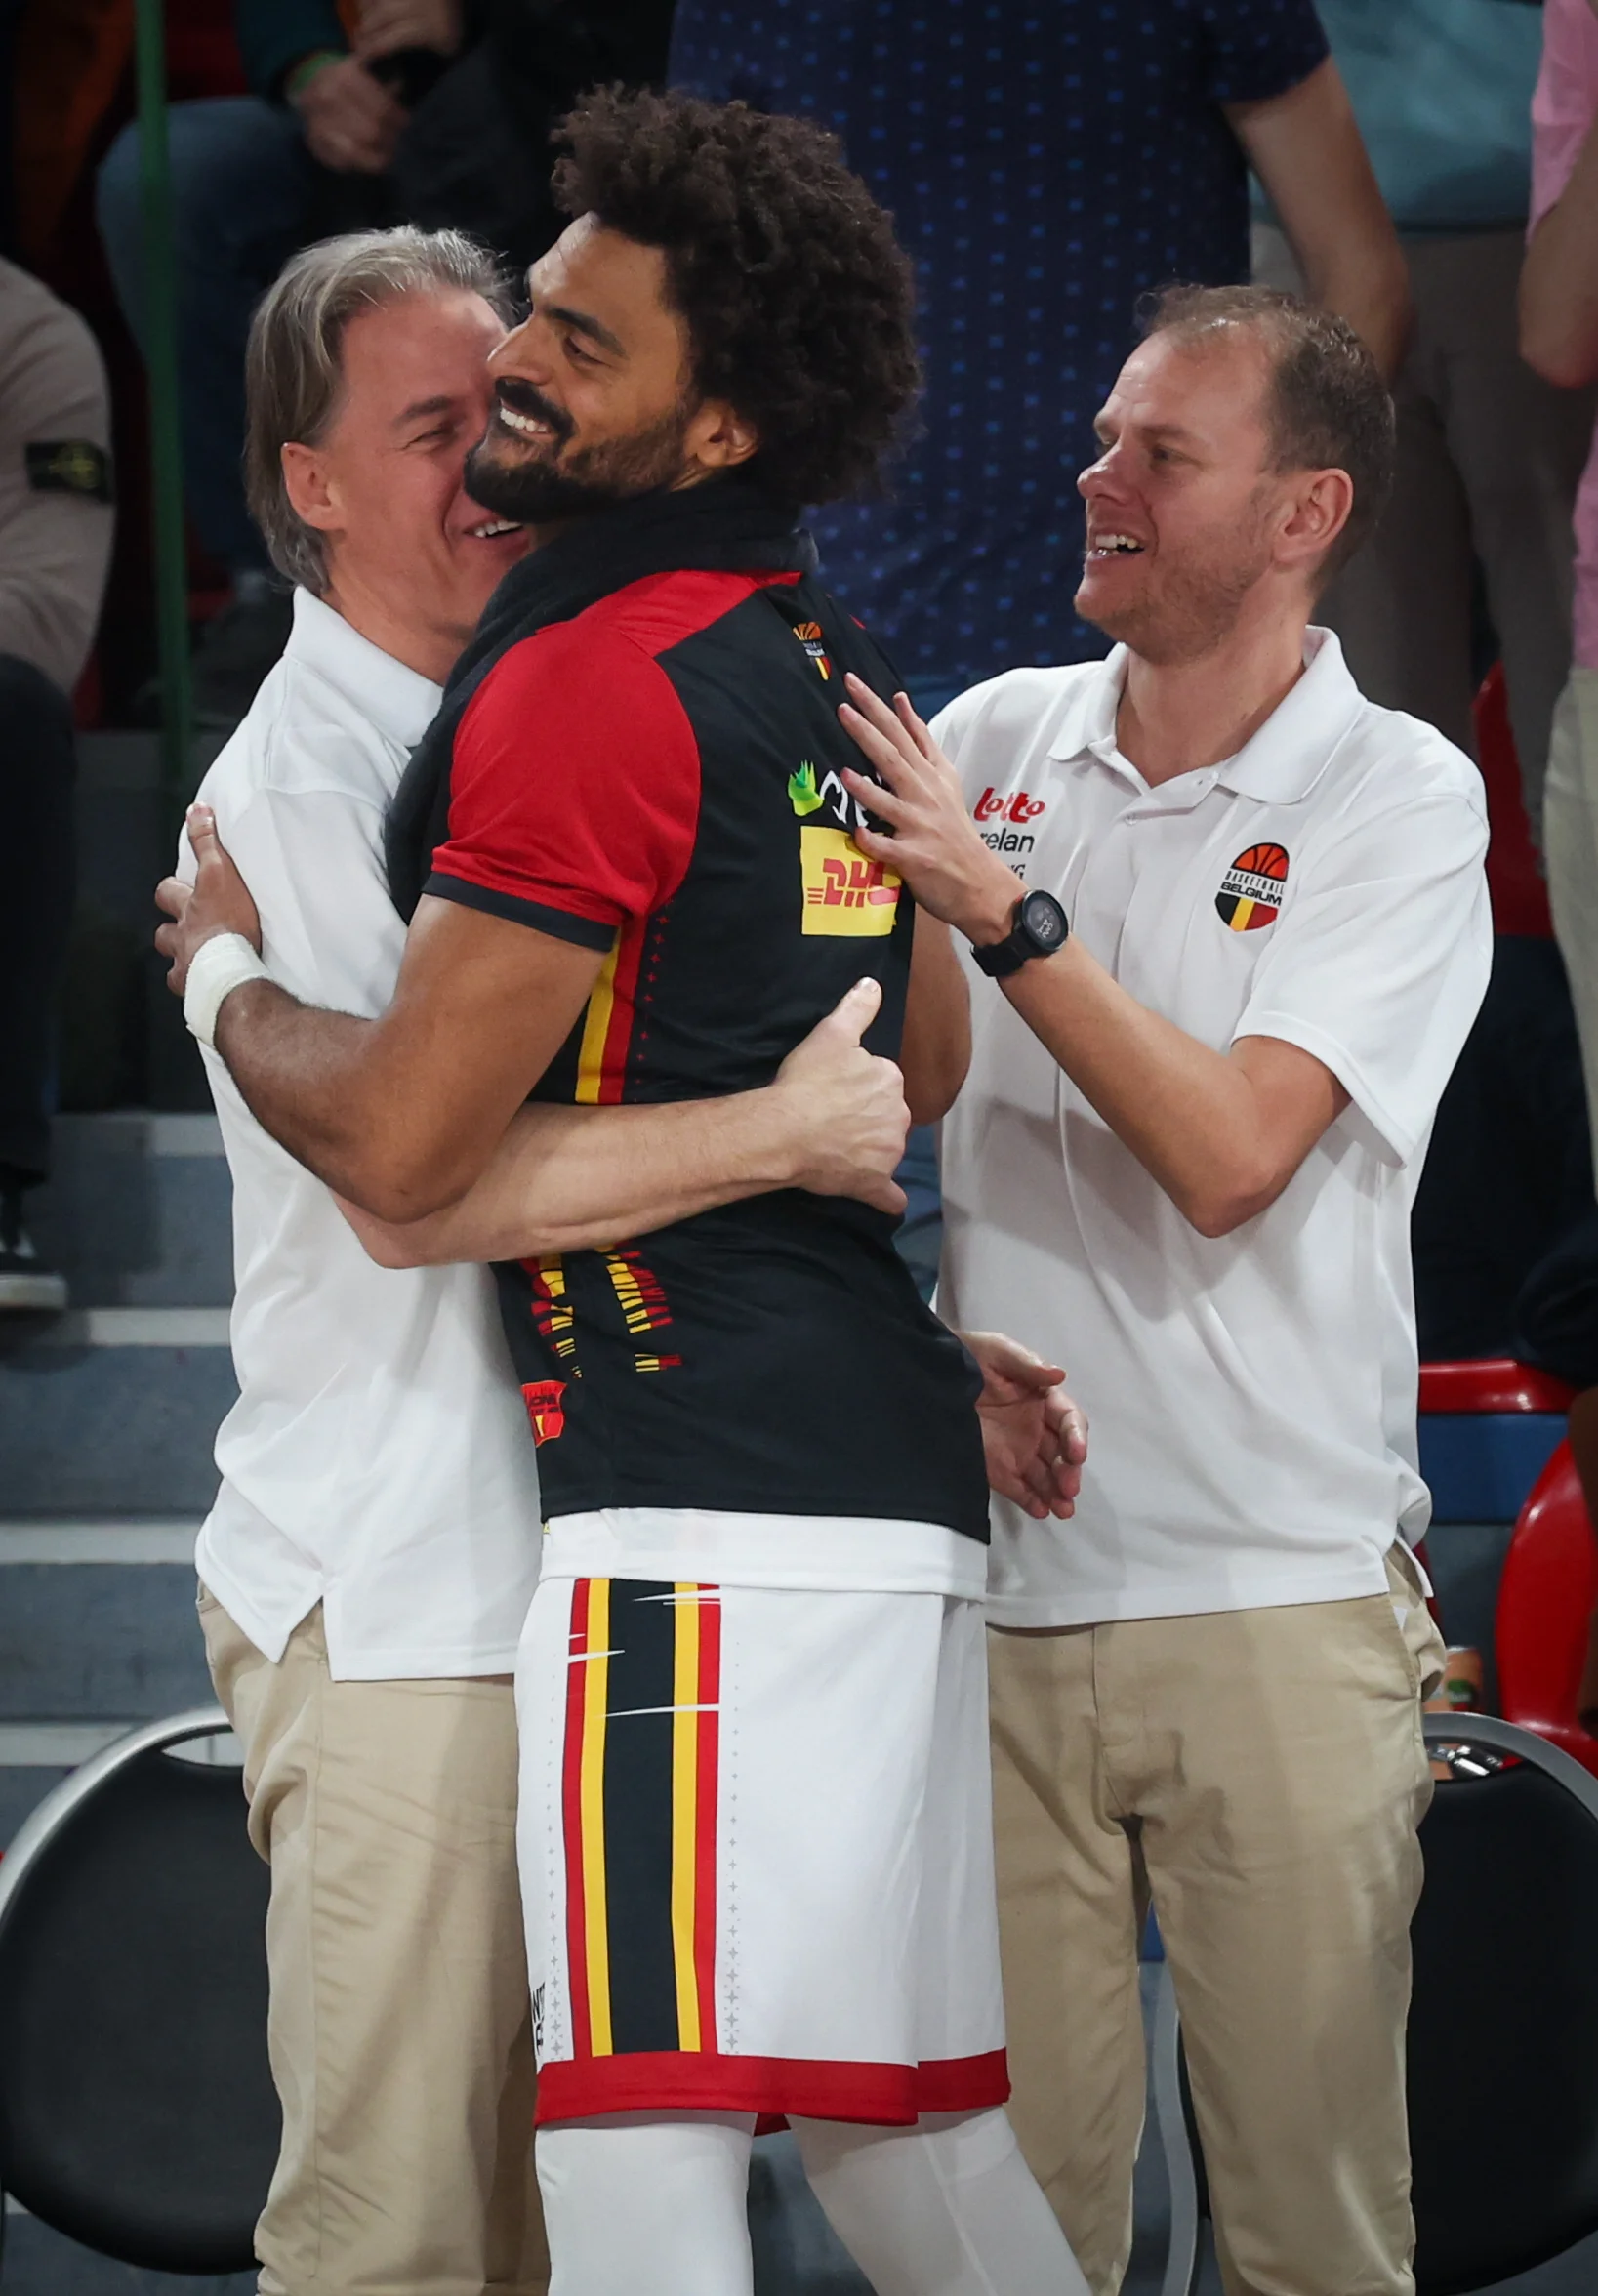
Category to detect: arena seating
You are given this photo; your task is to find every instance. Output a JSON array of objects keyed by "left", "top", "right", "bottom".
[
  {"left": 1498, "top": 1439, "right": 1598, "bottom": 1777},
  {"left": 1153, "top": 1714, "right": 1598, "bottom": 2296},
  {"left": 1417, "top": 1359, "right": 1574, "bottom": 1525}
]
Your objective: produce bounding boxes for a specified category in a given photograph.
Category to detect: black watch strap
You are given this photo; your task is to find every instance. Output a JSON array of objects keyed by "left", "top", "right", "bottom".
[{"left": 971, "top": 889, "right": 1070, "bottom": 978}]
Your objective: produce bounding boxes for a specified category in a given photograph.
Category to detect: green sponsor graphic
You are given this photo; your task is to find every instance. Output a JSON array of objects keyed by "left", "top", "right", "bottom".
[{"left": 788, "top": 760, "right": 824, "bottom": 816}]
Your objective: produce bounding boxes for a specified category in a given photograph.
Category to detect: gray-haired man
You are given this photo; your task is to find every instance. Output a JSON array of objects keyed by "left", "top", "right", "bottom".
[{"left": 190, "top": 226, "right": 923, "bottom": 2295}]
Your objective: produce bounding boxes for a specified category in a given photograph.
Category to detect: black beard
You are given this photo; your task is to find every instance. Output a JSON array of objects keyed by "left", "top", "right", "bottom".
[{"left": 464, "top": 401, "right": 697, "bottom": 525}]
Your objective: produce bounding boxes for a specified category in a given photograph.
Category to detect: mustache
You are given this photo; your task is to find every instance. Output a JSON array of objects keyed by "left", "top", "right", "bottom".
[{"left": 493, "top": 377, "right": 575, "bottom": 444}]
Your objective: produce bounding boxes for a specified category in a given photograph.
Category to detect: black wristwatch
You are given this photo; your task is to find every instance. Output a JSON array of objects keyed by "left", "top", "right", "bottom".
[{"left": 971, "top": 889, "right": 1070, "bottom": 978}]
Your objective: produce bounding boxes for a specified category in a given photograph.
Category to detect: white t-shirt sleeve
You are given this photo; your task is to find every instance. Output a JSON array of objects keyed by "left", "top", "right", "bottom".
[{"left": 1233, "top": 772, "right": 1492, "bottom": 1165}]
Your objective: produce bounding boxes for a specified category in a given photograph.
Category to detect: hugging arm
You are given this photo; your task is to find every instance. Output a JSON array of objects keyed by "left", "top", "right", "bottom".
[
  {"left": 158, "top": 806, "right": 608, "bottom": 1221},
  {"left": 159, "top": 811, "right": 913, "bottom": 1247},
  {"left": 343, "top": 976, "right": 911, "bottom": 1265}
]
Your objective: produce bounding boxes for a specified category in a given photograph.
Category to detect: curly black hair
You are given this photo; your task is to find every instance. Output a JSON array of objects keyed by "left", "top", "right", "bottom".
[{"left": 552, "top": 87, "right": 921, "bottom": 508}]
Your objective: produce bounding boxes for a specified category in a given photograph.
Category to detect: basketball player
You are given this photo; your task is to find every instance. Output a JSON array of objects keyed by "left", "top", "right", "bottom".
[{"left": 156, "top": 89, "right": 1089, "bottom": 2296}]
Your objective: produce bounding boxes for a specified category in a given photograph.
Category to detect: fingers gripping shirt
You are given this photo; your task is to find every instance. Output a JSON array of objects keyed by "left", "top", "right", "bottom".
[{"left": 426, "top": 564, "right": 989, "bottom": 1539}]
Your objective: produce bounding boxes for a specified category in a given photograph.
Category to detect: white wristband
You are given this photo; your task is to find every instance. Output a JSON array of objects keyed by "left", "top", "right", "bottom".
[{"left": 184, "top": 932, "right": 271, "bottom": 1050}]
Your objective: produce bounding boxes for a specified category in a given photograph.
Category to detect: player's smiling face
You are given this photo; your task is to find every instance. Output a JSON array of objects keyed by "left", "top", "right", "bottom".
[
  {"left": 284, "top": 286, "right": 530, "bottom": 656},
  {"left": 465, "top": 215, "right": 758, "bottom": 522},
  {"left": 1074, "top": 329, "right": 1286, "bottom": 664}
]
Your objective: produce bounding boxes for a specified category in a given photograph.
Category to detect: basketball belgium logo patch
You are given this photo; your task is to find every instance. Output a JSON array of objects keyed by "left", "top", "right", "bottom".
[{"left": 1215, "top": 842, "right": 1289, "bottom": 932}]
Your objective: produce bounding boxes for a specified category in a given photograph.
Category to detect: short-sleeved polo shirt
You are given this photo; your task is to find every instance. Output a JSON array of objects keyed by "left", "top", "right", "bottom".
[
  {"left": 670, "top": 0, "right": 1329, "bottom": 691},
  {"left": 933, "top": 631, "right": 1493, "bottom": 1625}
]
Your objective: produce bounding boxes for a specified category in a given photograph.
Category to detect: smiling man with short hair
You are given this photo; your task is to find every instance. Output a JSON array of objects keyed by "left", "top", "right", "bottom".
[{"left": 837, "top": 285, "right": 1493, "bottom": 2296}]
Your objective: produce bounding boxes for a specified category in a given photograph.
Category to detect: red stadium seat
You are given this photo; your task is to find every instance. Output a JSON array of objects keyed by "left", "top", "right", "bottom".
[
  {"left": 1496, "top": 1439, "right": 1598, "bottom": 1779},
  {"left": 1419, "top": 1360, "right": 1577, "bottom": 1415}
]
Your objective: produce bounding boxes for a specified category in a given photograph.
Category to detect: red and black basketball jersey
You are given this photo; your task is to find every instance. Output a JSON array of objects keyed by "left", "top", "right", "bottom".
[{"left": 426, "top": 559, "right": 989, "bottom": 1539}]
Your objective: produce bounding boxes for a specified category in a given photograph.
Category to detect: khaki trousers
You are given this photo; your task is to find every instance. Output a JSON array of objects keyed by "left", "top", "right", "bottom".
[
  {"left": 989, "top": 1554, "right": 1444, "bottom": 2296},
  {"left": 199, "top": 1591, "right": 550, "bottom": 2296},
  {"left": 1545, "top": 665, "right": 1598, "bottom": 1158},
  {"left": 1254, "top": 223, "right": 1596, "bottom": 836}
]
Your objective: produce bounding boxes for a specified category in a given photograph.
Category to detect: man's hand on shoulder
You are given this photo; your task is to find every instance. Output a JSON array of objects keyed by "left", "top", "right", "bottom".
[
  {"left": 837, "top": 675, "right": 1022, "bottom": 948},
  {"left": 766, "top": 977, "right": 911, "bottom": 1215},
  {"left": 963, "top": 1328, "right": 1088, "bottom": 1520},
  {"left": 154, "top": 804, "right": 263, "bottom": 997}
]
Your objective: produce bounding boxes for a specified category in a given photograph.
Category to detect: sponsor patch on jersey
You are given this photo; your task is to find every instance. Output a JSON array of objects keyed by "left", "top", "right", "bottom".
[
  {"left": 25, "top": 438, "right": 112, "bottom": 502},
  {"left": 1215, "top": 841, "right": 1289, "bottom": 932},
  {"left": 794, "top": 620, "right": 833, "bottom": 680},
  {"left": 522, "top": 1378, "right": 567, "bottom": 1445},
  {"left": 799, "top": 825, "right": 901, "bottom": 935}
]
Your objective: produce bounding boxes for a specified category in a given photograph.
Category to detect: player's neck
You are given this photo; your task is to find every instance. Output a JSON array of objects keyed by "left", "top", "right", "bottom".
[{"left": 1117, "top": 609, "right": 1309, "bottom": 788}]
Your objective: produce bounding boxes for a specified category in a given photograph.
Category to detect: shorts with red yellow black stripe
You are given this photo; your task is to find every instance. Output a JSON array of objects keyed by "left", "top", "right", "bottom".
[{"left": 515, "top": 1514, "right": 1008, "bottom": 2128}]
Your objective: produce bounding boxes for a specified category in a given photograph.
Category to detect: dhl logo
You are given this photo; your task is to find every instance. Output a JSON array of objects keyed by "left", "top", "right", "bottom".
[{"left": 799, "top": 825, "right": 901, "bottom": 937}]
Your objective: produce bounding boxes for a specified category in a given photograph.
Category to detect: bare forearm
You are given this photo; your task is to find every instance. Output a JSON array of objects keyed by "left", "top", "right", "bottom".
[
  {"left": 347, "top": 1088, "right": 809, "bottom": 1266},
  {"left": 1522, "top": 127, "right": 1598, "bottom": 386},
  {"left": 1233, "top": 60, "right": 1412, "bottom": 381},
  {"left": 901, "top": 913, "right": 971, "bottom": 1124},
  {"left": 1004, "top": 942, "right": 1309, "bottom": 1235},
  {"left": 1295, "top": 232, "right": 1411, "bottom": 384},
  {"left": 214, "top": 981, "right": 401, "bottom": 1203}
]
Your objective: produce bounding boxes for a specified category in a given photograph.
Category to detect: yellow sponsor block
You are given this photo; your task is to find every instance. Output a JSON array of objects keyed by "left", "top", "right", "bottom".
[{"left": 799, "top": 825, "right": 901, "bottom": 936}]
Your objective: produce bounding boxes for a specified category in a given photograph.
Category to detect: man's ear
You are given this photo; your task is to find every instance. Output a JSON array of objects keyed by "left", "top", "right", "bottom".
[
  {"left": 1277, "top": 465, "right": 1354, "bottom": 579},
  {"left": 684, "top": 397, "right": 760, "bottom": 475},
  {"left": 280, "top": 439, "right": 341, "bottom": 535}
]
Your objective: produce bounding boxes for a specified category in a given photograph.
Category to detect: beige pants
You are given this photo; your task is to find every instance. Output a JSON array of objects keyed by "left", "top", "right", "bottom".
[
  {"left": 199, "top": 1591, "right": 550, "bottom": 2296},
  {"left": 989, "top": 1553, "right": 1444, "bottom": 2296},
  {"left": 1254, "top": 223, "right": 1595, "bottom": 836},
  {"left": 1546, "top": 665, "right": 1598, "bottom": 1158}
]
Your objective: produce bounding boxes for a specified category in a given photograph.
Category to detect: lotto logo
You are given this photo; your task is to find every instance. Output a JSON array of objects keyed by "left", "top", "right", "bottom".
[
  {"left": 974, "top": 786, "right": 1046, "bottom": 825},
  {"left": 799, "top": 825, "right": 901, "bottom": 936},
  {"left": 522, "top": 1379, "right": 567, "bottom": 1445}
]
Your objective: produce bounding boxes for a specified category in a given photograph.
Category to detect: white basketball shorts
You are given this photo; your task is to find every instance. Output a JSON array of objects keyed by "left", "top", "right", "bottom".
[{"left": 515, "top": 1558, "right": 1007, "bottom": 2126}]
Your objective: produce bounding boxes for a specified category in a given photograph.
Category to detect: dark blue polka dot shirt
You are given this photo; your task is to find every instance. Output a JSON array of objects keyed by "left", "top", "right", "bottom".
[{"left": 670, "top": 1, "right": 1329, "bottom": 689}]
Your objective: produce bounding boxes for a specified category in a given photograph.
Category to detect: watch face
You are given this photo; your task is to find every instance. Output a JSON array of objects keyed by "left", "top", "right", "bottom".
[{"left": 1019, "top": 890, "right": 1067, "bottom": 950}]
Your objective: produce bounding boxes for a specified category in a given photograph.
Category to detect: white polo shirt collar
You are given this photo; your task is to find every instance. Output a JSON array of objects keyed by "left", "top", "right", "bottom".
[
  {"left": 1046, "top": 626, "right": 1366, "bottom": 811},
  {"left": 286, "top": 587, "right": 442, "bottom": 753}
]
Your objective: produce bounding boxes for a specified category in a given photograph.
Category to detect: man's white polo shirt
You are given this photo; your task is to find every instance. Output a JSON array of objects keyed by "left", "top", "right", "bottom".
[
  {"left": 934, "top": 630, "right": 1493, "bottom": 1627},
  {"left": 187, "top": 590, "right": 542, "bottom": 1678}
]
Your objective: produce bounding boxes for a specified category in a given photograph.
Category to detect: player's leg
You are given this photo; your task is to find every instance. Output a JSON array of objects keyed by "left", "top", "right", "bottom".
[
  {"left": 987, "top": 1620, "right": 1149, "bottom": 2292},
  {"left": 535, "top": 2111, "right": 757, "bottom": 2296},
  {"left": 793, "top": 2107, "right": 1088, "bottom": 2295},
  {"left": 793, "top": 1597, "right": 1086, "bottom": 2293}
]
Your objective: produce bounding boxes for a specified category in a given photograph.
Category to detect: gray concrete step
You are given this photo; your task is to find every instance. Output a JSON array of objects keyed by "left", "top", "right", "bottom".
[
  {"left": 30, "top": 1114, "right": 232, "bottom": 1308},
  {"left": 0, "top": 1312, "right": 233, "bottom": 1514},
  {"left": 0, "top": 1564, "right": 212, "bottom": 1722}
]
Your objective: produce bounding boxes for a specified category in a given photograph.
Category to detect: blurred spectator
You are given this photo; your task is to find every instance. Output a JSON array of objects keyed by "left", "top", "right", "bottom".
[
  {"left": 672, "top": 1, "right": 1407, "bottom": 718},
  {"left": 1522, "top": 0, "right": 1598, "bottom": 1166},
  {"left": 0, "top": 258, "right": 112, "bottom": 1310},
  {"left": 96, "top": 0, "right": 672, "bottom": 728},
  {"left": 1256, "top": 0, "right": 1594, "bottom": 844}
]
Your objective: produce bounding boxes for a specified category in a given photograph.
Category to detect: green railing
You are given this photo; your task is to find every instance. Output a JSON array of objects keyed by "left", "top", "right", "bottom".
[{"left": 132, "top": 0, "right": 192, "bottom": 811}]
